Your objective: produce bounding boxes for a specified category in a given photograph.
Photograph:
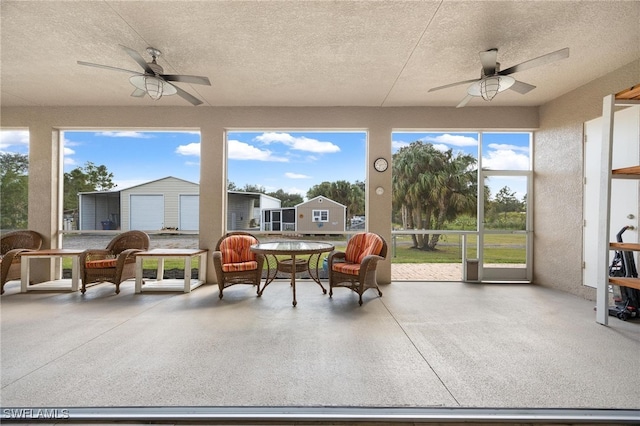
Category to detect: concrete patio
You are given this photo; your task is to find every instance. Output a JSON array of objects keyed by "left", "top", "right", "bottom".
[{"left": 1, "top": 278, "right": 639, "bottom": 424}]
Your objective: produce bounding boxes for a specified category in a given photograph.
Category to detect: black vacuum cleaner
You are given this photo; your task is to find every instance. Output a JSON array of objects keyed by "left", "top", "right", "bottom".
[{"left": 608, "top": 226, "right": 640, "bottom": 321}]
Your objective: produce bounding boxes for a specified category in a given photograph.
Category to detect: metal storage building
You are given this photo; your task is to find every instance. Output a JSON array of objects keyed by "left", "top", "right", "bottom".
[{"left": 78, "top": 176, "right": 199, "bottom": 231}]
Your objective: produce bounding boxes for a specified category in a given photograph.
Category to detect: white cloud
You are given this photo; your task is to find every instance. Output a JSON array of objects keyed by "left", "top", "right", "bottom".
[
  {"left": 483, "top": 148, "right": 529, "bottom": 170},
  {"left": 422, "top": 133, "right": 478, "bottom": 147},
  {"left": 392, "top": 140, "right": 410, "bottom": 151},
  {"left": 61, "top": 138, "right": 77, "bottom": 166},
  {"left": 432, "top": 143, "right": 450, "bottom": 152},
  {"left": 228, "top": 139, "right": 288, "bottom": 162},
  {"left": 255, "top": 132, "right": 340, "bottom": 154},
  {"left": 286, "top": 186, "right": 307, "bottom": 197},
  {"left": 285, "top": 172, "right": 311, "bottom": 179},
  {"left": 175, "top": 142, "right": 201, "bottom": 156},
  {"left": 0, "top": 130, "right": 29, "bottom": 151},
  {"left": 97, "top": 131, "right": 151, "bottom": 138},
  {"left": 487, "top": 143, "right": 529, "bottom": 153}
]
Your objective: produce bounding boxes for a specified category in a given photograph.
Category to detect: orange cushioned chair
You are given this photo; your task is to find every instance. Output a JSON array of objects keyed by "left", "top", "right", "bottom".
[
  {"left": 1, "top": 230, "right": 43, "bottom": 294},
  {"left": 328, "top": 232, "right": 387, "bottom": 305},
  {"left": 212, "top": 231, "right": 264, "bottom": 299},
  {"left": 80, "top": 230, "right": 150, "bottom": 294}
]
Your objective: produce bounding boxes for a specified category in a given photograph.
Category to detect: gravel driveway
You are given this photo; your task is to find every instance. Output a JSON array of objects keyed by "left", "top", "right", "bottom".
[{"left": 62, "top": 233, "right": 199, "bottom": 250}]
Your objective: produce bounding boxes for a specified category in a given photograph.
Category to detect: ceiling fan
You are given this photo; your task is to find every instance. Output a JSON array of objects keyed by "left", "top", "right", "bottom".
[
  {"left": 429, "top": 47, "right": 569, "bottom": 108},
  {"left": 77, "top": 45, "right": 211, "bottom": 106}
]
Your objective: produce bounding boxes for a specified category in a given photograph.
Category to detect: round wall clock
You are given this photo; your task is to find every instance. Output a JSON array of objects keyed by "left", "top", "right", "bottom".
[{"left": 374, "top": 157, "right": 388, "bottom": 172}]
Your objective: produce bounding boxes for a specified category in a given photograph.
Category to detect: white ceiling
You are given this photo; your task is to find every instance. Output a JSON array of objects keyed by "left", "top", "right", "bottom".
[{"left": 1, "top": 1, "right": 639, "bottom": 108}]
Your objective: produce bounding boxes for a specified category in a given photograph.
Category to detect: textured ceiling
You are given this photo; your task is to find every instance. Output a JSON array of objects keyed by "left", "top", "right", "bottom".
[{"left": 1, "top": 1, "right": 639, "bottom": 108}]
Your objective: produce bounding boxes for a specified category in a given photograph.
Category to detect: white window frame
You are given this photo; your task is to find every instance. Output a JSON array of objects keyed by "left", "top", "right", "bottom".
[{"left": 312, "top": 209, "right": 329, "bottom": 223}]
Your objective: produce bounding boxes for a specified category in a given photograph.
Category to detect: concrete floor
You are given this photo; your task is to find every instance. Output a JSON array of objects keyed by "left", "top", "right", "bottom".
[{"left": 1, "top": 278, "right": 639, "bottom": 424}]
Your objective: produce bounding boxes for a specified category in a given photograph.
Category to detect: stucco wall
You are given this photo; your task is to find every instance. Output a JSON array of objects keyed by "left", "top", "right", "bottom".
[{"left": 534, "top": 59, "right": 640, "bottom": 299}]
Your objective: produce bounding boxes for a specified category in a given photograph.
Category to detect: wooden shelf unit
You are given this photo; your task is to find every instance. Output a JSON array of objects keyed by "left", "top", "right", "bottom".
[
  {"left": 609, "top": 242, "right": 640, "bottom": 251},
  {"left": 608, "top": 163, "right": 640, "bottom": 292},
  {"left": 612, "top": 165, "right": 640, "bottom": 178},
  {"left": 607, "top": 240, "right": 640, "bottom": 292},
  {"left": 607, "top": 165, "right": 640, "bottom": 297},
  {"left": 595, "top": 92, "right": 640, "bottom": 325},
  {"left": 608, "top": 277, "right": 640, "bottom": 291}
]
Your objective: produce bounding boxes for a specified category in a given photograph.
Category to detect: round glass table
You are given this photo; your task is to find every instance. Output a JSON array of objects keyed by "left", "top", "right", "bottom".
[{"left": 250, "top": 241, "right": 334, "bottom": 306}]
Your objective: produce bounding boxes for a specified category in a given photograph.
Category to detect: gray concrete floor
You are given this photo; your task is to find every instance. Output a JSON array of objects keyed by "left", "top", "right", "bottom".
[{"left": 1, "top": 278, "right": 639, "bottom": 422}]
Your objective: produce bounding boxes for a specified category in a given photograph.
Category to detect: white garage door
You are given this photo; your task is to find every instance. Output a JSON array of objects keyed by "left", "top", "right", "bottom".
[
  {"left": 180, "top": 195, "right": 199, "bottom": 231},
  {"left": 130, "top": 195, "right": 164, "bottom": 230}
]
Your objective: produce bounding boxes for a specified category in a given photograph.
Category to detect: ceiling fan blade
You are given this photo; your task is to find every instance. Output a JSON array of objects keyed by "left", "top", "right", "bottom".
[
  {"left": 131, "top": 88, "right": 146, "bottom": 98},
  {"left": 77, "top": 61, "right": 140, "bottom": 75},
  {"left": 456, "top": 94, "right": 473, "bottom": 108},
  {"left": 479, "top": 48, "right": 498, "bottom": 76},
  {"left": 120, "top": 45, "right": 155, "bottom": 75},
  {"left": 169, "top": 83, "right": 204, "bottom": 106},
  {"left": 499, "top": 47, "right": 569, "bottom": 76},
  {"left": 509, "top": 80, "right": 537, "bottom": 95},
  {"left": 429, "top": 78, "right": 479, "bottom": 92},
  {"left": 161, "top": 74, "right": 211, "bottom": 86}
]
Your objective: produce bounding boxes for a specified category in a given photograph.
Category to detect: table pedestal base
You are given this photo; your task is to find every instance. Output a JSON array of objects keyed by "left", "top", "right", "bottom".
[{"left": 260, "top": 253, "right": 327, "bottom": 306}]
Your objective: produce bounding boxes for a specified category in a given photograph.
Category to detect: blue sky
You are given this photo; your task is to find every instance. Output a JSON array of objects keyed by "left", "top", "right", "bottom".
[
  {"left": 227, "top": 131, "right": 366, "bottom": 196},
  {"left": 1, "top": 129, "right": 530, "bottom": 199}
]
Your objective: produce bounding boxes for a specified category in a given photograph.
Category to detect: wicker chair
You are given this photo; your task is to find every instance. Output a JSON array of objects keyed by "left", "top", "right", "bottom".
[
  {"left": 328, "top": 232, "right": 387, "bottom": 305},
  {"left": 80, "top": 230, "right": 150, "bottom": 294},
  {"left": 1, "top": 230, "right": 44, "bottom": 294},
  {"left": 212, "top": 231, "right": 264, "bottom": 299}
]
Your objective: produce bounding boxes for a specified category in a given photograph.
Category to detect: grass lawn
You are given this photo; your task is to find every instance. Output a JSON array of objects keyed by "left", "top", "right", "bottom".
[{"left": 63, "top": 233, "right": 526, "bottom": 269}]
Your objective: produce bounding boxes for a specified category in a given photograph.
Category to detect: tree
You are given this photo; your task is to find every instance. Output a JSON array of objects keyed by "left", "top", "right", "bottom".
[
  {"left": 486, "top": 185, "right": 526, "bottom": 230},
  {"left": 241, "top": 184, "right": 266, "bottom": 193},
  {"left": 0, "top": 153, "right": 29, "bottom": 229},
  {"left": 392, "top": 141, "right": 477, "bottom": 250},
  {"left": 64, "top": 162, "right": 116, "bottom": 211},
  {"left": 494, "top": 186, "right": 522, "bottom": 216},
  {"left": 267, "top": 189, "right": 303, "bottom": 207}
]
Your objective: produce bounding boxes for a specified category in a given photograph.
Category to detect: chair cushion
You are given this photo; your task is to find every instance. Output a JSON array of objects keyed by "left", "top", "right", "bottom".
[
  {"left": 332, "top": 262, "right": 360, "bottom": 276},
  {"left": 220, "top": 235, "right": 257, "bottom": 264},
  {"left": 345, "top": 233, "right": 384, "bottom": 264},
  {"left": 222, "top": 261, "right": 258, "bottom": 272},
  {"left": 86, "top": 259, "right": 118, "bottom": 269}
]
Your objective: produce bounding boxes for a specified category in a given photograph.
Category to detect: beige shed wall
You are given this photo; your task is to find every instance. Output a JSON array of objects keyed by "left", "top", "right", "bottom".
[{"left": 296, "top": 197, "right": 345, "bottom": 233}]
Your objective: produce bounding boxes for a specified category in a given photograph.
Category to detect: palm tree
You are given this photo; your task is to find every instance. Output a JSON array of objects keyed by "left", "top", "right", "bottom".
[{"left": 392, "top": 141, "right": 477, "bottom": 250}]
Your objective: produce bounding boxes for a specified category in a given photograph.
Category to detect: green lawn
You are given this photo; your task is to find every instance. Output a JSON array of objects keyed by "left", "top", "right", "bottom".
[
  {"left": 390, "top": 233, "right": 526, "bottom": 264},
  {"left": 63, "top": 233, "right": 526, "bottom": 269}
]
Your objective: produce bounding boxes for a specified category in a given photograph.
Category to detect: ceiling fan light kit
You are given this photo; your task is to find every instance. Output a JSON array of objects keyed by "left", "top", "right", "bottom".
[
  {"left": 468, "top": 75, "right": 515, "bottom": 101},
  {"left": 129, "top": 75, "right": 177, "bottom": 100}
]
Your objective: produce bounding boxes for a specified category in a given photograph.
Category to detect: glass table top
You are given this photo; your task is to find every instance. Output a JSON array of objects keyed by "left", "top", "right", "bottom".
[{"left": 251, "top": 241, "right": 334, "bottom": 254}]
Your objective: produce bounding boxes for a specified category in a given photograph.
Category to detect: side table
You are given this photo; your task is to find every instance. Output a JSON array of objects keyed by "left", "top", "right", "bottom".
[
  {"left": 20, "top": 249, "right": 83, "bottom": 292},
  {"left": 135, "top": 248, "right": 208, "bottom": 293}
]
